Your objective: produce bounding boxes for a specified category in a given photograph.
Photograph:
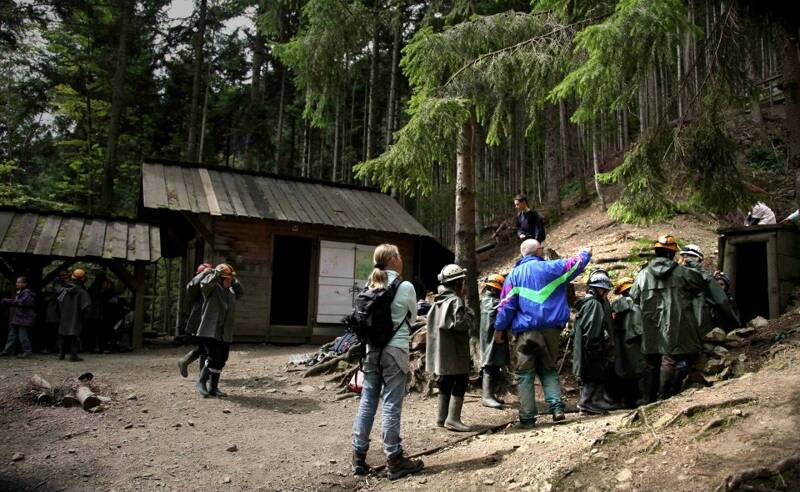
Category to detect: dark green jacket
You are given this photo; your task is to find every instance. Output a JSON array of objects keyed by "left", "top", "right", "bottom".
[
  {"left": 611, "top": 295, "right": 645, "bottom": 377},
  {"left": 684, "top": 260, "right": 740, "bottom": 331},
  {"left": 630, "top": 258, "right": 705, "bottom": 355},
  {"left": 57, "top": 281, "right": 92, "bottom": 337},
  {"left": 185, "top": 269, "right": 213, "bottom": 336},
  {"left": 426, "top": 286, "right": 474, "bottom": 376},
  {"left": 572, "top": 291, "right": 611, "bottom": 380},
  {"left": 479, "top": 292, "right": 510, "bottom": 368},
  {"left": 196, "top": 270, "right": 243, "bottom": 343}
]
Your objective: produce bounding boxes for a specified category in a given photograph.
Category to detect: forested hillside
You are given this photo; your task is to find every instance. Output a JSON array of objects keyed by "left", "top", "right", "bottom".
[{"left": 2, "top": 0, "right": 798, "bottom": 232}]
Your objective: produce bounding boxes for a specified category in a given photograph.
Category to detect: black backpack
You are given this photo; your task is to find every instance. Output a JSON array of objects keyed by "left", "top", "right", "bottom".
[{"left": 344, "top": 276, "right": 407, "bottom": 348}]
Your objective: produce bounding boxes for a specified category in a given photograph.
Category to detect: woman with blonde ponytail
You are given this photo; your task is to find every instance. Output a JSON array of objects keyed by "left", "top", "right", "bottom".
[{"left": 351, "top": 244, "right": 424, "bottom": 480}]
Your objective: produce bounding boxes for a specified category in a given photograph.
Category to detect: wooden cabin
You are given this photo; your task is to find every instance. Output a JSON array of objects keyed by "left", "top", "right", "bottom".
[
  {"left": 0, "top": 207, "right": 163, "bottom": 348},
  {"left": 140, "top": 160, "right": 452, "bottom": 343},
  {"left": 718, "top": 224, "right": 800, "bottom": 321}
]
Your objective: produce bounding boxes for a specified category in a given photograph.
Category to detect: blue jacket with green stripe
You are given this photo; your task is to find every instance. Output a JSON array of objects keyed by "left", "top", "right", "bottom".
[{"left": 495, "top": 251, "right": 591, "bottom": 333}]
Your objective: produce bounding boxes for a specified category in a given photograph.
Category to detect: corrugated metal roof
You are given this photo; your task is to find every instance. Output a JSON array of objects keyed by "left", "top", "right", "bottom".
[
  {"left": 141, "top": 162, "right": 433, "bottom": 237},
  {"left": 0, "top": 211, "right": 161, "bottom": 262}
]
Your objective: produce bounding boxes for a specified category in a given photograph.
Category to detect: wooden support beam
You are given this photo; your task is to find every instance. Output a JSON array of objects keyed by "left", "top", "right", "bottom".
[
  {"left": 181, "top": 212, "right": 215, "bottom": 250},
  {"left": 40, "top": 259, "right": 76, "bottom": 287},
  {"left": 105, "top": 260, "right": 136, "bottom": 292},
  {"left": 0, "top": 255, "right": 18, "bottom": 283},
  {"left": 133, "top": 262, "right": 146, "bottom": 349}
]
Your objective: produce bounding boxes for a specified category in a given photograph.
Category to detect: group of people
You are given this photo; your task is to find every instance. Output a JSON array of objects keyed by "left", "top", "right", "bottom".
[
  {"left": 349, "top": 195, "right": 746, "bottom": 480},
  {"left": 0, "top": 268, "right": 126, "bottom": 361},
  {"left": 175, "top": 262, "right": 243, "bottom": 398}
]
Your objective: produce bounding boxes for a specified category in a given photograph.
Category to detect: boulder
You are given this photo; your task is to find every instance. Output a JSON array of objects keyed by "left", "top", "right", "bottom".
[
  {"left": 747, "top": 316, "right": 769, "bottom": 329},
  {"left": 411, "top": 329, "right": 427, "bottom": 352},
  {"left": 724, "top": 333, "right": 744, "bottom": 348},
  {"left": 712, "top": 346, "right": 729, "bottom": 358},
  {"left": 703, "top": 328, "right": 727, "bottom": 343},
  {"left": 702, "top": 343, "right": 716, "bottom": 354},
  {"left": 705, "top": 358, "right": 726, "bottom": 375},
  {"left": 729, "top": 327, "right": 756, "bottom": 338}
]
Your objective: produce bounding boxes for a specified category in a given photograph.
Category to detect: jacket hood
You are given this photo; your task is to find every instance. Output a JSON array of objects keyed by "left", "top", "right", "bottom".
[
  {"left": 649, "top": 257, "right": 678, "bottom": 278},
  {"left": 575, "top": 292, "right": 600, "bottom": 310}
]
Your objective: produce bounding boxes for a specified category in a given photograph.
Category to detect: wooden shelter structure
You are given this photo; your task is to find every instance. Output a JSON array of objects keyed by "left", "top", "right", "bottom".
[
  {"left": 718, "top": 224, "right": 800, "bottom": 321},
  {"left": 140, "top": 159, "right": 452, "bottom": 343},
  {"left": 0, "top": 207, "right": 163, "bottom": 348}
]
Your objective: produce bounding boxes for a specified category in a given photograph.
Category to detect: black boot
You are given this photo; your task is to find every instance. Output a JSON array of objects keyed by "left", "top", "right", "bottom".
[
  {"left": 444, "top": 396, "right": 472, "bottom": 432},
  {"left": 208, "top": 371, "right": 227, "bottom": 397},
  {"left": 352, "top": 450, "right": 370, "bottom": 476},
  {"left": 386, "top": 453, "right": 424, "bottom": 481},
  {"left": 69, "top": 337, "right": 82, "bottom": 362},
  {"left": 659, "top": 365, "right": 676, "bottom": 399},
  {"left": 196, "top": 365, "right": 210, "bottom": 397},
  {"left": 481, "top": 372, "right": 503, "bottom": 409},
  {"left": 436, "top": 393, "right": 450, "bottom": 427},
  {"left": 177, "top": 348, "right": 201, "bottom": 378},
  {"left": 578, "top": 382, "right": 606, "bottom": 415}
]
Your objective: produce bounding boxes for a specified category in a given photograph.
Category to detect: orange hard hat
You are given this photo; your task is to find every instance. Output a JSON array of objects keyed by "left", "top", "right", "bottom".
[
  {"left": 71, "top": 268, "right": 87, "bottom": 280},
  {"left": 216, "top": 263, "right": 235, "bottom": 278},
  {"left": 614, "top": 277, "right": 634, "bottom": 295},
  {"left": 654, "top": 235, "right": 679, "bottom": 252},
  {"left": 485, "top": 274, "right": 506, "bottom": 291}
]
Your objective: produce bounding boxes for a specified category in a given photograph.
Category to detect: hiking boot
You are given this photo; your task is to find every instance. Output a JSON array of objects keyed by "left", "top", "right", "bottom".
[
  {"left": 208, "top": 372, "right": 227, "bottom": 397},
  {"left": 481, "top": 372, "right": 503, "bottom": 409},
  {"left": 386, "top": 453, "right": 424, "bottom": 481},
  {"left": 444, "top": 396, "right": 473, "bottom": 432},
  {"left": 196, "top": 365, "right": 210, "bottom": 397},
  {"left": 352, "top": 451, "right": 370, "bottom": 476},
  {"left": 436, "top": 393, "right": 450, "bottom": 427},
  {"left": 577, "top": 403, "right": 607, "bottom": 415},
  {"left": 69, "top": 356, "right": 84, "bottom": 362},
  {"left": 177, "top": 348, "right": 201, "bottom": 378},
  {"left": 512, "top": 419, "right": 536, "bottom": 430},
  {"left": 552, "top": 409, "right": 566, "bottom": 422}
]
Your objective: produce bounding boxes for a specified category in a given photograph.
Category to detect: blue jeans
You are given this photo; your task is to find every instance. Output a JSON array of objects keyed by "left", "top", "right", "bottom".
[
  {"left": 516, "top": 367, "right": 564, "bottom": 423},
  {"left": 352, "top": 349, "right": 407, "bottom": 458},
  {"left": 2, "top": 324, "right": 32, "bottom": 355}
]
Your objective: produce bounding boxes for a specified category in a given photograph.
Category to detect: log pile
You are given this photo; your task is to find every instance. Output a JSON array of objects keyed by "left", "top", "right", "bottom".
[{"left": 24, "top": 373, "right": 105, "bottom": 412}]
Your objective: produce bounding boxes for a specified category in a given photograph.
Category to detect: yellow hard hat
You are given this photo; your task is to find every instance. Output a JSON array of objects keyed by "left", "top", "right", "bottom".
[
  {"left": 71, "top": 268, "right": 87, "bottom": 280},
  {"left": 614, "top": 277, "right": 634, "bottom": 295},
  {"left": 485, "top": 274, "right": 506, "bottom": 291},
  {"left": 654, "top": 235, "right": 679, "bottom": 252}
]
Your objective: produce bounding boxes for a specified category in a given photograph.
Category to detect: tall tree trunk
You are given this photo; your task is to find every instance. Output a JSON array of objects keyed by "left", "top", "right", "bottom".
[
  {"left": 591, "top": 123, "right": 607, "bottom": 211},
  {"left": 455, "top": 118, "right": 480, "bottom": 325},
  {"left": 274, "top": 68, "right": 286, "bottom": 173},
  {"left": 197, "top": 64, "right": 211, "bottom": 164},
  {"left": 385, "top": 7, "right": 402, "bottom": 150},
  {"left": 332, "top": 94, "right": 340, "bottom": 181},
  {"left": 545, "top": 104, "right": 561, "bottom": 219},
  {"left": 102, "top": 0, "right": 133, "bottom": 211},
  {"left": 365, "top": 21, "right": 379, "bottom": 167},
  {"left": 245, "top": 10, "right": 265, "bottom": 170},
  {"left": 781, "top": 25, "right": 800, "bottom": 165},
  {"left": 186, "top": 0, "right": 208, "bottom": 162}
]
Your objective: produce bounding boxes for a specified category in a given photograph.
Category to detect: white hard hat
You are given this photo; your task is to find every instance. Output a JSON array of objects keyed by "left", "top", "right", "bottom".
[
  {"left": 587, "top": 269, "right": 613, "bottom": 290},
  {"left": 680, "top": 244, "right": 704, "bottom": 261},
  {"left": 438, "top": 264, "right": 467, "bottom": 284}
]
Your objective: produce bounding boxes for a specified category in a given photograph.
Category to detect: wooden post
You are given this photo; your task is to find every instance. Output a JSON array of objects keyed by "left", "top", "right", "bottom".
[{"left": 133, "top": 262, "right": 146, "bottom": 349}]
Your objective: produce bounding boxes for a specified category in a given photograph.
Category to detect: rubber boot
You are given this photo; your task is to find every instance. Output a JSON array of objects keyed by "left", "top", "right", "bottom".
[
  {"left": 659, "top": 365, "right": 676, "bottom": 399},
  {"left": 352, "top": 450, "right": 370, "bottom": 476},
  {"left": 636, "top": 376, "right": 650, "bottom": 406},
  {"left": 208, "top": 371, "right": 227, "bottom": 397},
  {"left": 198, "top": 354, "right": 207, "bottom": 373},
  {"left": 68, "top": 337, "right": 82, "bottom": 362},
  {"left": 646, "top": 366, "right": 660, "bottom": 403},
  {"left": 592, "top": 384, "right": 616, "bottom": 411},
  {"left": 444, "top": 396, "right": 472, "bottom": 432},
  {"left": 386, "top": 453, "right": 424, "bottom": 481},
  {"left": 436, "top": 393, "right": 450, "bottom": 427},
  {"left": 578, "top": 382, "right": 606, "bottom": 415},
  {"left": 177, "top": 348, "right": 201, "bottom": 378},
  {"left": 196, "top": 365, "right": 210, "bottom": 397},
  {"left": 481, "top": 372, "right": 503, "bottom": 409}
]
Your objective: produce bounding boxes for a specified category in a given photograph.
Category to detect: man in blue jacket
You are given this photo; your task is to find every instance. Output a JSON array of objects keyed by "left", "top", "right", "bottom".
[{"left": 495, "top": 239, "right": 592, "bottom": 427}]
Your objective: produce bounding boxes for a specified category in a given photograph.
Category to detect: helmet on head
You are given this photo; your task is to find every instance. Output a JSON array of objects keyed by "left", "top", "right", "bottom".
[
  {"left": 587, "top": 269, "right": 613, "bottom": 290},
  {"left": 484, "top": 274, "right": 505, "bottom": 291},
  {"left": 614, "top": 276, "right": 634, "bottom": 295},
  {"left": 438, "top": 264, "right": 467, "bottom": 284},
  {"left": 196, "top": 262, "right": 213, "bottom": 274},
  {"left": 654, "top": 235, "right": 679, "bottom": 252},
  {"left": 680, "top": 244, "right": 704, "bottom": 261},
  {"left": 713, "top": 271, "right": 730, "bottom": 287},
  {"left": 72, "top": 268, "right": 87, "bottom": 281},
  {"left": 215, "top": 263, "right": 235, "bottom": 278}
]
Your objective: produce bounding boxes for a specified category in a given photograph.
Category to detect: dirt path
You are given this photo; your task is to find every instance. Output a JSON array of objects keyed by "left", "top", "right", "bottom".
[{"left": 0, "top": 346, "right": 520, "bottom": 491}]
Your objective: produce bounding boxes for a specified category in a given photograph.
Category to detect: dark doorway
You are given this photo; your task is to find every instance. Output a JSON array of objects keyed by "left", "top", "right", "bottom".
[
  {"left": 270, "top": 236, "right": 312, "bottom": 326},
  {"left": 735, "top": 241, "right": 770, "bottom": 322}
]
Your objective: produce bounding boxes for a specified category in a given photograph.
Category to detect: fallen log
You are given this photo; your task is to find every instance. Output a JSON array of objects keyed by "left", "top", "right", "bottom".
[
  {"left": 29, "top": 375, "right": 53, "bottom": 404},
  {"left": 76, "top": 385, "right": 101, "bottom": 411},
  {"left": 715, "top": 453, "right": 800, "bottom": 492}
]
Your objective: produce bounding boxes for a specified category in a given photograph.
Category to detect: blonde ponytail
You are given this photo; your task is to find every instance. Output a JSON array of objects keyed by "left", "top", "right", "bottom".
[{"left": 368, "top": 244, "right": 401, "bottom": 289}]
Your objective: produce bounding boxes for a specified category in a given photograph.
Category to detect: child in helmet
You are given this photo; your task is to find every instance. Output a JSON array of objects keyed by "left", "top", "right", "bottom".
[
  {"left": 610, "top": 277, "right": 646, "bottom": 407},
  {"left": 426, "top": 264, "right": 476, "bottom": 432},
  {"left": 573, "top": 269, "right": 615, "bottom": 414},
  {"left": 479, "top": 273, "right": 510, "bottom": 409}
]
